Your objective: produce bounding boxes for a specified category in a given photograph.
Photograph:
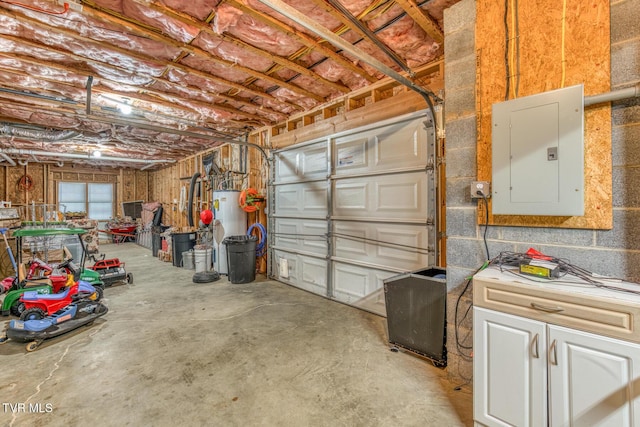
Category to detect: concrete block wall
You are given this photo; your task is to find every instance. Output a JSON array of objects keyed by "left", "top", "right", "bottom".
[
  {"left": 443, "top": 0, "right": 477, "bottom": 383},
  {"left": 443, "top": 0, "right": 640, "bottom": 384}
]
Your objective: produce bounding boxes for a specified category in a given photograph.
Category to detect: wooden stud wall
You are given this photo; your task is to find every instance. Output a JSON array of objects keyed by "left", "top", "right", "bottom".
[
  {"left": 476, "top": 0, "right": 612, "bottom": 229},
  {"left": 50, "top": 166, "right": 133, "bottom": 218},
  {"left": 264, "top": 59, "right": 444, "bottom": 149},
  {"left": 0, "top": 164, "right": 144, "bottom": 222},
  {"left": 0, "top": 164, "right": 46, "bottom": 207},
  {"left": 147, "top": 60, "right": 446, "bottom": 270},
  {"left": 150, "top": 147, "right": 234, "bottom": 231}
]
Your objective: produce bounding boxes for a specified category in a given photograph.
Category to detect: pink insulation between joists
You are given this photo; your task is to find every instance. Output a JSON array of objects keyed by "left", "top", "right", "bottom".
[
  {"left": 193, "top": 33, "right": 275, "bottom": 72},
  {"left": 378, "top": 17, "right": 441, "bottom": 68},
  {"left": 94, "top": 0, "right": 201, "bottom": 43},
  {"left": 88, "top": 63, "right": 155, "bottom": 86},
  {"left": 0, "top": 70, "right": 85, "bottom": 101},
  {"left": 158, "top": 0, "right": 220, "bottom": 22},
  {"left": 212, "top": 3, "right": 373, "bottom": 94},
  {"left": 242, "top": 0, "right": 340, "bottom": 38},
  {"left": 215, "top": 4, "right": 303, "bottom": 58},
  {"left": 0, "top": 56, "right": 87, "bottom": 86},
  {"left": 180, "top": 55, "right": 253, "bottom": 85},
  {"left": 0, "top": 14, "right": 169, "bottom": 78},
  {"left": 0, "top": 0, "right": 453, "bottom": 163},
  {"left": 147, "top": 78, "right": 227, "bottom": 104},
  {"left": 421, "top": 0, "right": 460, "bottom": 22}
]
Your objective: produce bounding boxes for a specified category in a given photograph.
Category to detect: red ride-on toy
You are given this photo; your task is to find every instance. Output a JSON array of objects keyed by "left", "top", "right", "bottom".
[
  {"left": 24, "top": 258, "right": 75, "bottom": 292},
  {"left": 20, "top": 280, "right": 102, "bottom": 321},
  {"left": 88, "top": 255, "right": 133, "bottom": 287}
]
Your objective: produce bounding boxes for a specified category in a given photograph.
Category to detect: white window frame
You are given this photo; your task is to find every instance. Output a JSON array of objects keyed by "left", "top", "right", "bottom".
[{"left": 58, "top": 182, "right": 114, "bottom": 220}]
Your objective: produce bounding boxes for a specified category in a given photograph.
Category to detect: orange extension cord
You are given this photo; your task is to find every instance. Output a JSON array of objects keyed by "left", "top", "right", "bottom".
[{"left": 238, "top": 188, "right": 264, "bottom": 213}]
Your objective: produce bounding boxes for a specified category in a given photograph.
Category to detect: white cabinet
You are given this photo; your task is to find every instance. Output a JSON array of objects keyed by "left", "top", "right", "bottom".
[
  {"left": 474, "top": 307, "right": 547, "bottom": 426},
  {"left": 473, "top": 269, "right": 640, "bottom": 427},
  {"left": 548, "top": 324, "right": 640, "bottom": 426}
]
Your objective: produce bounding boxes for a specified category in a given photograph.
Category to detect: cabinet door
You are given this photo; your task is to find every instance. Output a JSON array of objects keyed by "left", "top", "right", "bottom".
[
  {"left": 548, "top": 324, "right": 640, "bottom": 426},
  {"left": 474, "top": 307, "right": 548, "bottom": 427}
]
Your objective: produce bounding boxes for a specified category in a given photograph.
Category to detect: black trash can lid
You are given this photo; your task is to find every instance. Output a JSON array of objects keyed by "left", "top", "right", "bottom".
[{"left": 222, "top": 234, "right": 258, "bottom": 245}]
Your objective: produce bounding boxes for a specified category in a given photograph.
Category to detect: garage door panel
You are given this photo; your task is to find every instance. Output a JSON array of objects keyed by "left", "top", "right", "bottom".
[
  {"left": 302, "top": 221, "right": 328, "bottom": 252},
  {"left": 273, "top": 218, "right": 327, "bottom": 254},
  {"left": 301, "top": 258, "right": 327, "bottom": 293},
  {"left": 333, "top": 222, "right": 432, "bottom": 270},
  {"left": 376, "top": 227, "right": 430, "bottom": 264},
  {"left": 374, "top": 121, "right": 427, "bottom": 168},
  {"left": 333, "top": 172, "right": 428, "bottom": 220},
  {"left": 332, "top": 262, "right": 393, "bottom": 316},
  {"left": 273, "top": 250, "right": 327, "bottom": 297},
  {"left": 301, "top": 147, "right": 328, "bottom": 177},
  {"left": 334, "top": 116, "right": 430, "bottom": 177},
  {"left": 335, "top": 137, "right": 368, "bottom": 169},
  {"left": 274, "top": 182, "right": 328, "bottom": 217},
  {"left": 377, "top": 181, "right": 419, "bottom": 210},
  {"left": 334, "top": 182, "right": 367, "bottom": 210},
  {"left": 303, "top": 186, "right": 329, "bottom": 210},
  {"left": 276, "top": 187, "right": 300, "bottom": 211},
  {"left": 275, "top": 142, "right": 327, "bottom": 183},
  {"left": 274, "top": 150, "right": 299, "bottom": 182},
  {"left": 274, "top": 221, "right": 299, "bottom": 248},
  {"left": 270, "top": 110, "right": 436, "bottom": 318},
  {"left": 332, "top": 224, "right": 367, "bottom": 256}
]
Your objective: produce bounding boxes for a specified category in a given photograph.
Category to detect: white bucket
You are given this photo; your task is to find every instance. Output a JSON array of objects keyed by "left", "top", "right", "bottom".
[
  {"left": 194, "top": 248, "right": 212, "bottom": 273},
  {"left": 182, "top": 250, "right": 195, "bottom": 270}
]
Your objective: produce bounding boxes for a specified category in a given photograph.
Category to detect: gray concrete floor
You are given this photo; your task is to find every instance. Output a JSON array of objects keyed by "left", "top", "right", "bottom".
[{"left": 0, "top": 242, "right": 472, "bottom": 427}]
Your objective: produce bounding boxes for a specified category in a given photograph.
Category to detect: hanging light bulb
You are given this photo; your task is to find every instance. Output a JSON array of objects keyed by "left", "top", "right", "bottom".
[{"left": 92, "top": 150, "right": 101, "bottom": 158}]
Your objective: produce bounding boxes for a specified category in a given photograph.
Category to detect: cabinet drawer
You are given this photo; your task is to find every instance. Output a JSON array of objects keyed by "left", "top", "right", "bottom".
[{"left": 473, "top": 275, "right": 640, "bottom": 344}]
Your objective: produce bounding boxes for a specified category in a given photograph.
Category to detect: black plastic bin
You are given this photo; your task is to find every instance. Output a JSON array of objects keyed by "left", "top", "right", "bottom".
[
  {"left": 171, "top": 232, "right": 196, "bottom": 267},
  {"left": 151, "top": 225, "right": 169, "bottom": 257},
  {"left": 223, "top": 235, "right": 257, "bottom": 284},
  {"left": 383, "top": 268, "right": 447, "bottom": 367}
]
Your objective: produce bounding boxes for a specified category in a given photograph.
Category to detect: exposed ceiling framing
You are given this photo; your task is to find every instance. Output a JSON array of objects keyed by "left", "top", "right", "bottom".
[{"left": 0, "top": 0, "right": 457, "bottom": 168}]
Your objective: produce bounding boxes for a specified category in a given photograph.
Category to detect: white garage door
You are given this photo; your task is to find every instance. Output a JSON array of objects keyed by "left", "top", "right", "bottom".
[{"left": 270, "top": 110, "right": 437, "bottom": 316}]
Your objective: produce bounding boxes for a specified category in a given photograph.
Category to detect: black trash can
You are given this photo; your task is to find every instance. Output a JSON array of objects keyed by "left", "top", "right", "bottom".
[
  {"left": 171, "top": 232, "right": 196, "bottom": 267},
  {"left": 223, "top": 235, "right": 257, "bottom": 284},
  {"left": 383, "top": 268, "right": 447, "bottom": 367}
]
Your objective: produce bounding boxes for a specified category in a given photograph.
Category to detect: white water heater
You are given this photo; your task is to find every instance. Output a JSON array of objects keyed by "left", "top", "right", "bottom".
[{"left": 213, "top": 190, "right": 247, "bottom": 274}]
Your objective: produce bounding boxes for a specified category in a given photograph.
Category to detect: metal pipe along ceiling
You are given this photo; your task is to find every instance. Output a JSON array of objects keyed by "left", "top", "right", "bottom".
[
  {"left": 85, "top": 115, "right": 270, "bottom": 162},
  {"left": 256, "top": 0, "right": 437, "bottom": 104},
  {"left": 325, "top": 0, "right": 412, "bottom": 75},
  {"left": 0, "top": 149, "right": 174, "bottom": 165},
  {"left": 0, "top": 152, "right": 16, "bottom": 166},
  {"left": 0, "top": 124, "right": 80, "bottom": 141}
]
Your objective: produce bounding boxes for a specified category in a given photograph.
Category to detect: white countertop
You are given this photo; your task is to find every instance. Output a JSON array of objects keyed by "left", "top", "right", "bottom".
[{"left": 474, "top": 266, "right": 640, "bottom": 304}]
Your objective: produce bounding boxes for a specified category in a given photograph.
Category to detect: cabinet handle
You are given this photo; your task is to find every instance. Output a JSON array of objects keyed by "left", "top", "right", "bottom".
[
  {"left": 531, "top": 333, "right": 540, "bottom": 359},
  {"left": 531, "top": 302, "right": 564, "bottom": 313},
  {"left": 549, "top": 339, "right": 558, "bottom": 365}
]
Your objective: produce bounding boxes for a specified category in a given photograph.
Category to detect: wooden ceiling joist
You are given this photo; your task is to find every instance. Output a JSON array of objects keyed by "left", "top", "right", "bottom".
[
  {"left": 0, "top": 62, "right": 270, "bottom": 127},
  {"left": 80, "top": 0, "right": 349, "bottom": 97},
  {"left": 393, "top": 0, "right": 444, "bottom": 44},
  {"left": 0, "top": 52, "right": 288, "bottom": 122},
  {"left": 224, "top": 0, "right": 378, "bottom": 83},
  {"left": 0, "top": 7, "right": 304, "bottom": 111}
]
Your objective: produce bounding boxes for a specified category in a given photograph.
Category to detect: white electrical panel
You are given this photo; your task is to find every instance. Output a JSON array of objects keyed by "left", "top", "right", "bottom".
[{"left": 492, "top": 84, "right": 584, "bottom": 216}]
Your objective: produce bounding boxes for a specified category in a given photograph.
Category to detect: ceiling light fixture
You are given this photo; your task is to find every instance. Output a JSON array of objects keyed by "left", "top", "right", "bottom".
[
  {"left": 100, "top": 95, "right": 133, "bottom": 115},
  {"left": 118, "top": 103, "right": 132, "bottom": 115},
  {"left": 92, "top": 150, "right": 101, "bottom": 158}
]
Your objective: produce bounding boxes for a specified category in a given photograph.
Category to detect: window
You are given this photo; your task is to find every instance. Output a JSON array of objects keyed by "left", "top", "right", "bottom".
[{"left": 58, "top": 182, "right": 114, "bottom": 220}]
